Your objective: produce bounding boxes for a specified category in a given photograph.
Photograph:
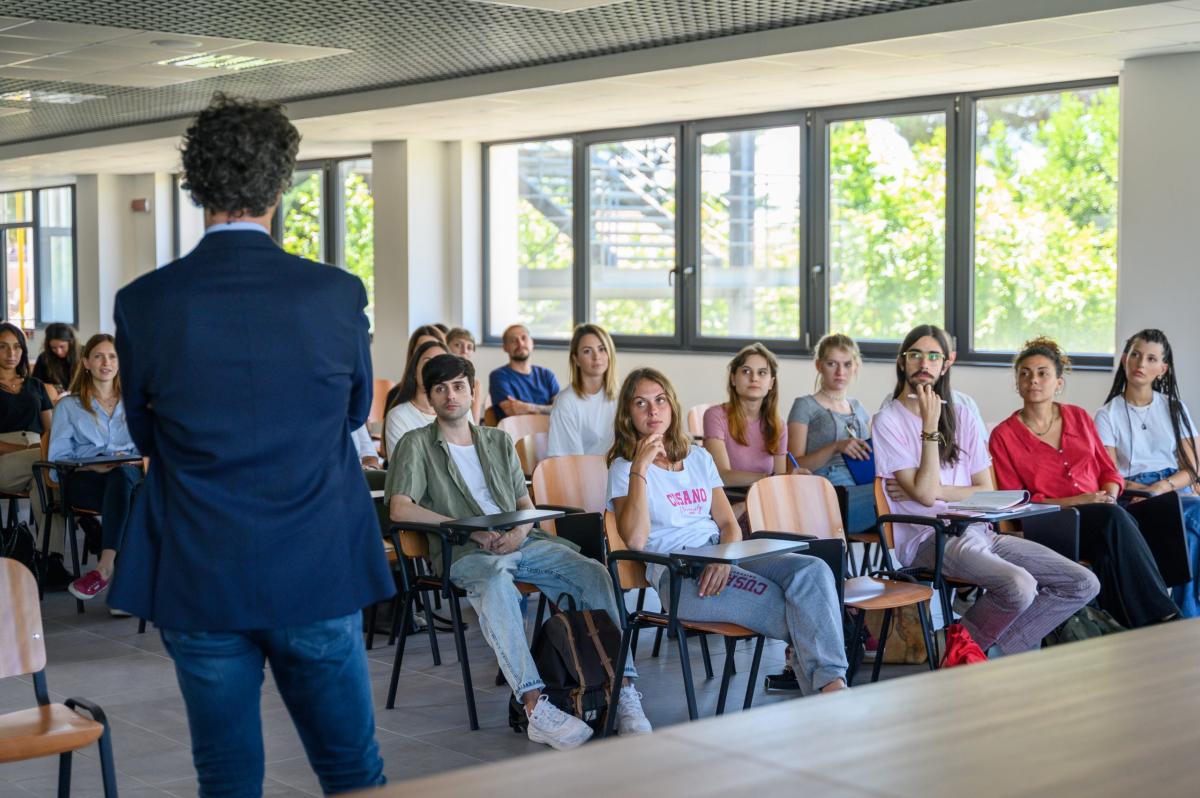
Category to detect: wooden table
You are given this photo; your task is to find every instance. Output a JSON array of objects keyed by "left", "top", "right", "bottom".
[{"left": 356, "top": 620, "right": 1200, "bottom": 797}]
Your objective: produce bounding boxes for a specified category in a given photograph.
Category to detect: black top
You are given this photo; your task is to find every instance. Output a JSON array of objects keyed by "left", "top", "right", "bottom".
[
  {"left": 0, "top": 377, "right": 52, "bottom": 434},
  {"left": 32, "top": 355, "right": 71, "bottom": 392}
]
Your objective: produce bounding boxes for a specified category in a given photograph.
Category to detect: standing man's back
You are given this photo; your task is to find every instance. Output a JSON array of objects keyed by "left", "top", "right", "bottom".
[{"left": 110, "top": 92, "right": 393, "bottom": 796}]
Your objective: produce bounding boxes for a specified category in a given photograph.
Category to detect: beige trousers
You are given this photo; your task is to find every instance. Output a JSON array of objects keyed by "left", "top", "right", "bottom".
[{"left": 0, "top": 430, "right": 60, "bottom": 554}]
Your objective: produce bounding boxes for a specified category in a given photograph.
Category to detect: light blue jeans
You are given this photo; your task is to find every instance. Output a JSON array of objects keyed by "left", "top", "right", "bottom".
[
  {"left": 450, "top": 538, "right": 636, "bottom": 697},
  {"left": 1128, "top": 468, "right": 1200, "bottom": 618}
]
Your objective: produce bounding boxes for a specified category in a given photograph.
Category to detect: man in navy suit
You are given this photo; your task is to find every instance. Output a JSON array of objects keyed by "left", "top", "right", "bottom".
[{"left": 111, "top": 93, "right": 394, "bottom": 796}]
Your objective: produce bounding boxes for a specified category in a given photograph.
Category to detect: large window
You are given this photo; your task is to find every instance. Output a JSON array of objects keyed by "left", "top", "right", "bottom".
[
  {"left": 973, "top": 85, "right": 1118, "bottom": 355},
  {"left": 486, "top": 140, "right": 573, "bottom": 340},
  {"left": 483, "top": 79, "right": 1118, "bottom": 363},
  {"left": 280, "top": 166, "right": 324, "bottom": 262},
  {"left": 0, "top": 185, "right": 75, "bottom": 328},
  {"left": 698, "top": 125, "right": 801, "bottom": 340}
]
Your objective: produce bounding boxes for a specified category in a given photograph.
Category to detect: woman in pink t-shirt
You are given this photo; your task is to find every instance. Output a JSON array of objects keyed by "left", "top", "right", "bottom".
[{"left": 702, "top": 343, "right": 790, "bottom": 489}]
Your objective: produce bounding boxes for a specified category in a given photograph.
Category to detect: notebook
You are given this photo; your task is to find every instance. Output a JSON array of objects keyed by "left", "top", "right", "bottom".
[
  {"left": 946, "top": 490, "right": 1031, "bottom": 513},
  {"left": 843, "top": 439, "right": 876, "bottom": 486}
]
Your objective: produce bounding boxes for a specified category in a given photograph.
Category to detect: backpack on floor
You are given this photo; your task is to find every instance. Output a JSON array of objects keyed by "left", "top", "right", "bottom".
[
  {"left": 1042, "top": 606, "right": 1125, "bottom": 647},
  {"left": 0, "top": 522, "right": 45, "bottom": 585},
  {"left": 508, "top": 593, "right": 622, "bottom": 734}
]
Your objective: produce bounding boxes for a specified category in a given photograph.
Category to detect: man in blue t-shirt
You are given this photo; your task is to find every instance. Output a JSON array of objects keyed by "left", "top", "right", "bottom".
[{"left": 488, "top": 324, "right": 561, "bottom": 420}]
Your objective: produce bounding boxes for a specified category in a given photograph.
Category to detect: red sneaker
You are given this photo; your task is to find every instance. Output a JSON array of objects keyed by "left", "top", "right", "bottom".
[{"left": 68, "top": 570, "right": 110, "bottom": 600}]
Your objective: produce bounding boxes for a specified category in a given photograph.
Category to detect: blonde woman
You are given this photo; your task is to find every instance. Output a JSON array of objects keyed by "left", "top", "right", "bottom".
[
  {"left": 606, "top": 368, "right": 847, "bottom": 695},
  {"left": 702, "top": 343, "right": 788, "bottom": 488},
  {"left": 547, "top": 323, "right": 618, "bottom": 457}
]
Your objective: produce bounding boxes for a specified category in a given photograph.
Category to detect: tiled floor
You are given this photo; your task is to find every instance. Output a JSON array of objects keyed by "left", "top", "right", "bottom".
[{"left": 1, "top": 592, "right": 926, "bottom": 797}]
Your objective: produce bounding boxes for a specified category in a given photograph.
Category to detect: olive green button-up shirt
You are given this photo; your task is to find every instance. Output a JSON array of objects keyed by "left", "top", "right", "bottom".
[{"left": 384, "top": 421, "right": 568, "bottom": 573}]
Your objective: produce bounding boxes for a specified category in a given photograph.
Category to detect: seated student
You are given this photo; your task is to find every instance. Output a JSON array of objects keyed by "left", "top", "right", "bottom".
[
  {"left": 878, "top": 332, "right": 987, "bottom": 440},
  {"left": 446, "top": 327, "right": 484, "bottom": 423},
  {"left": 32, "top": 322, "right": 78, "bottom": 396},
  {"left": 547, "top": 324, "right": 618, "bottom": 458},
  {"left": 387, "top": 354, "right": 651, "bottom": 749},
  {"left": 875, "top": 325, "right": 1098, "bottom": 655},
  {"left": 489, "top": 324, "right": 560, "bottom": 421},
  {"left": 788, "top": 333, "right": 873, "bottom": 532},
  {"left": 0, "top": 323, "right": 54, "bottom": 537},
  {"left": 1096, "top": 329, "right": 1200, "bottom": 618},
  {"left": 384, "top": 339, "right": 450, "bottom": 457},
  {"left": 990, "top": 337, "right": 1179, "bottom": 628},
  {"left": 384, "top": 324, "right": 446, "bottom": 411},
  {"left": 44, "top": 334, "right": 144, "bottom": 602},
  {"left": 703, "top": 343, "right": 788, "bottom": 488},
  {"left": 607, "top": 367, "right": 848, "bottom": 695}
]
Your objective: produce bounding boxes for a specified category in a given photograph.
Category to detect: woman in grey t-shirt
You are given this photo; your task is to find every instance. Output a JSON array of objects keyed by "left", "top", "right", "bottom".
[{"left": 787, "top": 334, "right": 873, "bottom": 533}]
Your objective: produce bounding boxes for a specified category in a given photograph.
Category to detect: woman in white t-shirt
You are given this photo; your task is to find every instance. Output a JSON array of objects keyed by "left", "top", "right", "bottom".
[
  {"left": 547, "top": 323, "right": 618, "bottom": 457},
  {"left": 1096, "top": 328, "right": 1200, "bottom": 617},
  {"left": 605, "top": 367, "right": 847, "bottom": 695},
  {"left": 384, "top": 339, "right": 450, "bottom": 457}
]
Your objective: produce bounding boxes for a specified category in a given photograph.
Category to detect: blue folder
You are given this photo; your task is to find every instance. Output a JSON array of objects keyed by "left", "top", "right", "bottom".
[{"left": 843, "top": 439, "right": 876, "bottom": 486}]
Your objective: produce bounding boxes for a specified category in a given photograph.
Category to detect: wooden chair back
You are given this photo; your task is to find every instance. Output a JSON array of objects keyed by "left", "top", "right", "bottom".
[
  {"left": 0, "top": 557, "right": 47, "bottom": 679},
  {"left": 873, "top": 477, "right": 897, "bottom": 549},
  {"left": 531, "top": 455, "right": 609, "bottom": 513},
  {"left": 515, "top": 433, "right": 549, "bottom": 477},
  {"left": 603, "top": 511, "right": 651, "bottom": 590},
  {"left": 39, "top": 431, "right": 58, "bottom": 490},
  {"left": 369, "top": 378, "right": 395, "bottom": 427},
  {"left": 482, "top": 406, "right": 498, "bottom": 427},
  {"left": 396, "top": 527, "right": 431, "bottom": 560},
  {"left": 745, "top": 475, "right": 845, "bottom": 541},
  {"left": 498, "top": 413, "right": 550, "bottom": 441},
  {"left": 686, "top": 403, "right": 714, "bottom": 439}
]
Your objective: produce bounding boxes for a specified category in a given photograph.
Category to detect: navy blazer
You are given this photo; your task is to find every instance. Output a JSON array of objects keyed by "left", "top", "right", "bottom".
[{"left": 109, "top": 230, "right": 395, "bottom": 631}]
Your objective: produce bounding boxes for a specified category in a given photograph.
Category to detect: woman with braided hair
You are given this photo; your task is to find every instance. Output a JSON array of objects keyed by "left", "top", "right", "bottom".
[
  {"left": 989, "top": 336, "right": 1180, "bottom": 628},
  {"left": 1095, "top": 329, "right": 1200, "bottom": 617}
]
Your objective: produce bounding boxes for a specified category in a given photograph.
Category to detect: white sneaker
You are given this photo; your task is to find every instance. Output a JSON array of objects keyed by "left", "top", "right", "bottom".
[
  {"left": 525, "top": 695, "right": 593, "bottom": 751},
  {"left": 616, "top": 684, "right": 652, "bottom": 736}
]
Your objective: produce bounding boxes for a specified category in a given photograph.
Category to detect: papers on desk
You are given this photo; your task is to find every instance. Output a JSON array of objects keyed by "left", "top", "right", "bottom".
[{"left": 947, "top": 490, "right": 1030, "bottom": 513}]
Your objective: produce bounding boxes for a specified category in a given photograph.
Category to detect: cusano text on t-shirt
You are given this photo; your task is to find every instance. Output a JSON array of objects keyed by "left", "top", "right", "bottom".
[{"left": 606, "top": 445, "right": 724, "bottom": 586}]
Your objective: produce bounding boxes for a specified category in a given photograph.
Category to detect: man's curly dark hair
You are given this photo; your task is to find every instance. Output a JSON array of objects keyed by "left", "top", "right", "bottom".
[{"left": 180, "top": 92, "right": 301, "bottom": 216}]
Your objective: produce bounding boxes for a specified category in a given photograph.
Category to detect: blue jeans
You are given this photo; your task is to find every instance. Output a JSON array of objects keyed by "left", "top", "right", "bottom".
[
  {"left": 161, "top": 612, "right": 385, "bottom": 797},
  {"left": 450, "top": 538, "right": 637, "bottom": 697},
  {"left": 68, "top": 465, "right": 143, "bottom": 552},
  {"left": 1129, "top": 468, "right": 1200, "bottom": 618}
]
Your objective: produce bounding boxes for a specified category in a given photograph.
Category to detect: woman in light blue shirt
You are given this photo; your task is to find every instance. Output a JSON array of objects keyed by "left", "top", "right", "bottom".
[{"left": 48, "top": 334, "right": 143, "bottom": 602}]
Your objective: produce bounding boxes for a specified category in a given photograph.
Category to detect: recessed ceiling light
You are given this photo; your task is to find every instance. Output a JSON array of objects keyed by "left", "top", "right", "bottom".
[
  {"left": 0, "top": 89, "right": 105, "bottom": 104},
  {"left": 150, "top": 38, "right": 203, "bottom": 49},
  {"left": 159, "top": 52, "right": 283, "bottom": 71}
]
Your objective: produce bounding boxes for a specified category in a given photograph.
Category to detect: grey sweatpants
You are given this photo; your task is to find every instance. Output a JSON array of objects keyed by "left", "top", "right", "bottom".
[
  {"left": 659, "top": 552, "right": 848, "bottom": 694},
  {"left": 910, "top": 524, "right": 1100, "bottom": 654}
]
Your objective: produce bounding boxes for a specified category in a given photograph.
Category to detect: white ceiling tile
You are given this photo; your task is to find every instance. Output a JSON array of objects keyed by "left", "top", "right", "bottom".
[
  {"left": 0, "top": 35, "right": 74, "bottom": 55},
  {"left": 1146, "top": 21, "right": 1200, "bottom": 42},
  {"left": 83, "top": 69, "right": 201, "bottom": 88},
  {"left": 1037, "top": 30, "right": 1181, "bottom": 55},
  {"left": 0, "top": 17, "right": 28, "bottom": 32},
  {"left": 951, "top": 20, "right": 1098, "bottom": 45},
  {"left": 1064, "top": 5, "right": 1200, "bottom": 32},
  {"left": 0, "top": 20, "right": 131, "bottom": 44},
  {"left": 938, "top": 45, "right": 1057, "bottom": 67},
  {"left": 0, "top": 107, "right": 30, "bottom": 118},
  {"left": 105, "top": 30, "right": 249, "bottom": 52},
  {"left": 218, "top": 41, "right": 352, "bottom": 61},
  {"left": 851, "top": 33, "right": 986, "bottom": 57},
  {"left": 67, "top": 42, "right": 195, "bottom": 63},
  {"left": 0, "top": 65, "right": 92, "bottom": 81}
]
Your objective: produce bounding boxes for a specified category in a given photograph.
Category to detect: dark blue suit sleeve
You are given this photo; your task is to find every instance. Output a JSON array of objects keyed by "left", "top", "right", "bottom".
[
  {"left": 114, "top": 290, "right": 156, "bottom": 457},
  {"left": 348, "top": 280, "right": 373, "bottom": 429}
]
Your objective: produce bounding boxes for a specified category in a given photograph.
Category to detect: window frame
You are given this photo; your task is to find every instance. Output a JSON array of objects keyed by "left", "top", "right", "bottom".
[
  {"left": 481, "top": 76, "right": 1119, "bottom": 367},
  {"left": 0, "top": 184, "right": 77, "bottom": 329}
]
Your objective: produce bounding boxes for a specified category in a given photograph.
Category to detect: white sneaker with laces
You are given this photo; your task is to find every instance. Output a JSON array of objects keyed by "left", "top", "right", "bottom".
[
  {"left": 616, "top": 684, "right": 652, "bottom": 736},
  {"left": 525, "top": 695, "right": 593, "bottom": 750}
]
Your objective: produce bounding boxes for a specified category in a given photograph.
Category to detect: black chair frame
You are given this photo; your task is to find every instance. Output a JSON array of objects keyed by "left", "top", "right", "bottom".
[{"left": 29, "top": 668, "right": 118, "bottom": 797}]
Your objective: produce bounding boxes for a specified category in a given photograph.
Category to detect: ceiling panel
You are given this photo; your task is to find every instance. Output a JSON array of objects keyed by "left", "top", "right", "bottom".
[{"left": 0, "top": 0, "right": 965, "bottom": 145}]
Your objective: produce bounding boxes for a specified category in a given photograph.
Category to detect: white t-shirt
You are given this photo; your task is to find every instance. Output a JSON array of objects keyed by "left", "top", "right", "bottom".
[
  {"left": 351, "top": 424, "right": 377, "bottom": 461},
  {"left": 606, "top": 446, "right": 724, "bottom": 587},
  {"left": 1094, "top": 392, "right": 1196, "bottom": 477},
  {"left": 385, "top": 401, "right": 437, "bottom": 459},
  {"left": 547, "top": 388, "right": 617, "bottom": 457},
  {"left": 879, "top": 389, "right": 988, "bottom": 443},
  {"left": 448, "top": 442, "right": 503, "bottom": 515}
]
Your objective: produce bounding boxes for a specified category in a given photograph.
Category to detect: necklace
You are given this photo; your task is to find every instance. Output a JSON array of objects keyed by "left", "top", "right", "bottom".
[
  {"left": 1125, "top": 395, "right": 1152, "bottom": 432},
  {"left": 0, "top": 377, "right": 22, "bottom": 394},
  {"left": 818, "top": 389, "right": 847, "bottom": 403},
  {"left": 1020, "top": 407, "right": 1057, "bottom": 437}
]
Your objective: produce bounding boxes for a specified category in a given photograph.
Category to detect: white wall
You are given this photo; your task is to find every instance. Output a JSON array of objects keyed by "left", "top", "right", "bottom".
[{"left": 1117, "top": 52, "right": 1200, "bottom": 415}]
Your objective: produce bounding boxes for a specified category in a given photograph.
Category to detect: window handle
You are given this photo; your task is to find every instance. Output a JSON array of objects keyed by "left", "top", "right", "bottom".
[{"left": 668, "top": 266, "right": 695, "bottom": 287}]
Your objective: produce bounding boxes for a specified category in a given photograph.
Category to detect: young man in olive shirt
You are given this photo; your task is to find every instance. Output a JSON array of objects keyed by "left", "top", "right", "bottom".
[{"left": 386, "top": 354, "right": 651, "bottom": 749}]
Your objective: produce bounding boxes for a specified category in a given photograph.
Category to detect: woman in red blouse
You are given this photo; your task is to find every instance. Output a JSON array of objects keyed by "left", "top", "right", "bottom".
[{"left": 989, "top": 337, "right": 1178, "bottom": 628}]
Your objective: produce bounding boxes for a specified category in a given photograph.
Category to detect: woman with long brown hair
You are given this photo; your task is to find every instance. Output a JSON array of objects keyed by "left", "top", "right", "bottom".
[
  {"left": 383, "top": 339, "right": 451, "bottom": 457},
  {"left": 702, "top": 342, "right": 788, "bottom": 487},
  {"left": 606, "top": 367, "right": 847, "bottom": 695},
  {"left": 32, "top": 322, "right": 79, "bottom": 395},
  {"left": 547, "top": 323, "right": 618, "bottom": 457},
  {"left": 0, "top": 323, "right": 54, "bottom": 518},
  {"left": 47, "top": 334, "right": 144, "bottom": 601}
]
